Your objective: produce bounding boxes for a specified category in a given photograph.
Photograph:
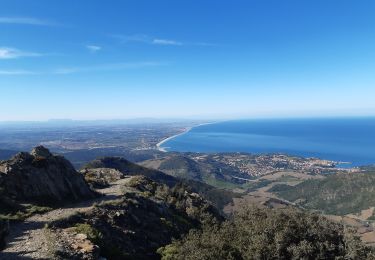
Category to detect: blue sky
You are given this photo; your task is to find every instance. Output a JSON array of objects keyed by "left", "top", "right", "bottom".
[{"left": 0, "top": 0, "right": 374, "bottom": 121}]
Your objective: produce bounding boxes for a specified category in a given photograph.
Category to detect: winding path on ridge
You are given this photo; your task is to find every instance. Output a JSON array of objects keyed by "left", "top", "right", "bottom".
[{"left": 0, "top": 177, "right": 133, "bottom": 259}]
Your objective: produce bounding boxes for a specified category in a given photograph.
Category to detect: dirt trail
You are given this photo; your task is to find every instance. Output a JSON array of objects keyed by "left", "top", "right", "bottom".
[{"left": 0, "top": 177, "right": 132, "bottom": 259}]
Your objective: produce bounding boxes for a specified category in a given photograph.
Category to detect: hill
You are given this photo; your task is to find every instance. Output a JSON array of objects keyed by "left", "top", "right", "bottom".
[
  {"left": 63, "top": 148, "right": 164, "bottom": 168},
  {"left": 82, "top": 157, "right": 177, "bottom": 186},
  {"left": 145, "top": 154, "right": 204, "bottom": 181},
  {"left": 272, "top": 171, "right": 375, "bottom": 215},
  {"left": 140, "top": 153, "right": 250, "bottom": 189}
]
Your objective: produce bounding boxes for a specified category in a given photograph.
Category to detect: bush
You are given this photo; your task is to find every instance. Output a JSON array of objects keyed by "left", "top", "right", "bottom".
[
  {"left": 159, "top": 206, "right": 375, "bottom": 260},
  {"left": 74, "top": 223, "right": 103, "bottom": 245}
]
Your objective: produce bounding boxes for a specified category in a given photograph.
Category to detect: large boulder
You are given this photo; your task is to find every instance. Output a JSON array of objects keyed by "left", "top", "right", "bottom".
[{"left": 0, "top": 146, "right": 95, "bottom": 205}]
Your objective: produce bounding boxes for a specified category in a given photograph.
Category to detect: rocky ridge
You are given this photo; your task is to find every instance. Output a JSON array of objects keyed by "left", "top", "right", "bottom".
[{"left": 47, "top": 175, "right": 222, "bottom": 259}]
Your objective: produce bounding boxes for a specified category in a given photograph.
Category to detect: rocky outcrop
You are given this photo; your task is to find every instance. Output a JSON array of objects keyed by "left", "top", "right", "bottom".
[
  {"left": 52, "top": 229, "right": 100, "bottom": 260},
  {"left": 0, "top": 146, "right": 95, "bottom": 205},
  {"left": 80, "top": 168, "right": 124, "bottom": 188}
]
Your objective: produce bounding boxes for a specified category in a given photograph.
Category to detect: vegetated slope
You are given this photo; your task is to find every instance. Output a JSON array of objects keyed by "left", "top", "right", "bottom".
[
  {"left": 178, "top": 179, "right": 240, "bottom": 211},
  {"left": 82, "top": 157, "right": 177, "bottom": 186},
  {"left": 272, "top": 171, "right": 375, "bottom": 215},
  {"left": 151, "top": 154, "right": 204, "bottom": 181},
  {"left": 140, "top": 153, "right": 249, "bottom": 189},
  {"left": 159, "top": 206, "right": 374, "bottom": 260},
  {"left": 47, "top": 176, "right": 223, "bottom": 259}
]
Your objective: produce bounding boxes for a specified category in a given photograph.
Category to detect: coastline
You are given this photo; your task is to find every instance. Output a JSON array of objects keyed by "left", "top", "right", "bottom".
[{"left": 156, "top": 122, "right": 216, "bottom": 152}]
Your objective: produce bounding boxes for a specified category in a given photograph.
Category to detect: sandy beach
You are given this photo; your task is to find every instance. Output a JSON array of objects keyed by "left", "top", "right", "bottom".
[{"left": 156, "top": 122, "right": 215, "bottom": 152}]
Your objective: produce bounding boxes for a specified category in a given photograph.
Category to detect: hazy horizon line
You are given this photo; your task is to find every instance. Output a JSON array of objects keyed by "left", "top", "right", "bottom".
[{"left": 0, "top": 115, "right": 374, "bottom": 125}]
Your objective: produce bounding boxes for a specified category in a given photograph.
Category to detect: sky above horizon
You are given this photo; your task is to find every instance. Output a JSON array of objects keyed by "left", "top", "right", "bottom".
[{"left": 0, "top": 0, "right": 375, "bottom": 121}]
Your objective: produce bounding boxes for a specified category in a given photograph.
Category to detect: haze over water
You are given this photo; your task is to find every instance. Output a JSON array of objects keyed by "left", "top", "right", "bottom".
[{"left": 161, "top": 118, "right": 375, "bottom": 167}]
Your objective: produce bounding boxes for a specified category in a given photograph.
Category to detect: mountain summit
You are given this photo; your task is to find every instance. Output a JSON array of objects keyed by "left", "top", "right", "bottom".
[{"left": 0, "top": 146, "right": 94, "bottom": 204}]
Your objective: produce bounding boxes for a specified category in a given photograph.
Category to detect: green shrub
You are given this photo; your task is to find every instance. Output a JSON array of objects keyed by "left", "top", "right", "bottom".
[
  {"left": 157, "top": 244, "right": 179, "bottom": 260},
  {"left": 74, "top": 223, "right": 103, "bottom": 245},
  {"left": 159, "top": 206, "right": 375, "bottom": 260}
]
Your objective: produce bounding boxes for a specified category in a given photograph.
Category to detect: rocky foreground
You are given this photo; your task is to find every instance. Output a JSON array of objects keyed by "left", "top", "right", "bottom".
[
  {"left": 1, "top": 178, "right": 131, "bottom": 259},
  {"left": 0, "top": 147, "right": 221, "bottom": 259},
  {"left": 1, "top": 147, "right": 375, "bottom": 259}
]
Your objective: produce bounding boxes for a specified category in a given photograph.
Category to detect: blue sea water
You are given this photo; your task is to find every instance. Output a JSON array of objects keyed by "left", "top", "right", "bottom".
[{"left": 160, "top": 118, "right": 375, "bottom": 167}]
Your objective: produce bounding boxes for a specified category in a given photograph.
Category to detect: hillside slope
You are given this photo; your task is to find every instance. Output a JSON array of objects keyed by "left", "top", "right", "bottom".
[
  {"left": 273, "top": 171, "right": 375, "bottom": 215},
  {"left": 83, "top": 157, "right": 177, "bottom": 186},
  {"left": 140, "top": 153, "right": 250, "bottom": 189}
]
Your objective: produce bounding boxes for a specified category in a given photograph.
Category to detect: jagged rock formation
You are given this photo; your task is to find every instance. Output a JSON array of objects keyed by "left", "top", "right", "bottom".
[{"left": 0, "top": 146, "right": 95, "bottom": 205}]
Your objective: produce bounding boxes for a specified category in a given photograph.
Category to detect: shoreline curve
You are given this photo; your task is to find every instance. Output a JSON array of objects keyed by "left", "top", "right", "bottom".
[{"left": 156, "top": 122, "right": 215, "bottom": 152}]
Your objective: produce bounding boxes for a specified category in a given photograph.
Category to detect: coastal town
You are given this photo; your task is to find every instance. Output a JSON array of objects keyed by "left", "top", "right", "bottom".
[{"left": 189, "top": 153, "right": 343, "bottom": 177}]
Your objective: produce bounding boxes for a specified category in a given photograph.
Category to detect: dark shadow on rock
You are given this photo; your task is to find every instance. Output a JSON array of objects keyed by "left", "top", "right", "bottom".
[{"left": 0, "top": 252, "right": 33, "bottom": 259}]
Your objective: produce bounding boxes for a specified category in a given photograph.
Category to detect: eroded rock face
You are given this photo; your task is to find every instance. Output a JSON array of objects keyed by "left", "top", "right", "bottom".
[{"left": 0, "top": 146, "right": 95, "bottom": 204}]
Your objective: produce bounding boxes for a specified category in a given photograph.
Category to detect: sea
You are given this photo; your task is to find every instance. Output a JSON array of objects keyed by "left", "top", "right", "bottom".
[{"left": 159, "top": 118, "right": 375, "bottom": 167}]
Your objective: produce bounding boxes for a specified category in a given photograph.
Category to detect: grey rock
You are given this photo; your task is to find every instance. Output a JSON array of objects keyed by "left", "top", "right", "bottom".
[{"left": 0, "top": 146, "right": 95, "bottom": 204}]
